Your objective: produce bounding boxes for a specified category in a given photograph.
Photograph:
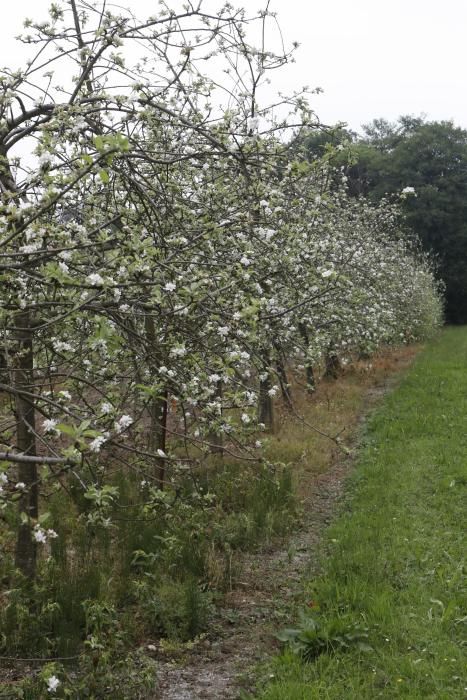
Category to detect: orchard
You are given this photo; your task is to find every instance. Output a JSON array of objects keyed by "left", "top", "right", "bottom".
[{"left": 0, "top": 2, "right": 442, "bottom": 696}]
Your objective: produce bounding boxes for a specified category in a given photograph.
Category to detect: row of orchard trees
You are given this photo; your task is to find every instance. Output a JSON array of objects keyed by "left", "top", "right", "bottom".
[{"left": 0, "top": 1, "right": 442, "bottom": 579}]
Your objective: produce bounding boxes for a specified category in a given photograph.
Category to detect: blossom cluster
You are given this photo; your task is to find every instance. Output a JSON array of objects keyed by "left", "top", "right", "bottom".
[{"left": 0, "top": 0, "right": 442, "bottom": 552}]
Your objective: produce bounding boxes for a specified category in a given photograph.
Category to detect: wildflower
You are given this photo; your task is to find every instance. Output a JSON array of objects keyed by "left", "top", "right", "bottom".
[
  {"left": 241, "top": 413, "right": 251, "bottom": 424},
  {"left": 164, "top": 281, "right": 176, "bottom": 292},
  {"left": 321, "top": 269, "right": 333, "bottom": 278},
  {"left": 46, "top": 675, "right": 60, "bottom": 693},
  {"left": 16, "top": 482, "right": 26, "bottom": 490},
  {"left": 100, "top": 402, "right": 113, "bottom": 414},
  {"left": 33, "top": 527, "right": 47, "bottom": 544}
]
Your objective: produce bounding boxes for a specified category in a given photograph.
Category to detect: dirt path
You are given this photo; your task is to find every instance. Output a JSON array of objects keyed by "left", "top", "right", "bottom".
[{"left": 153, "top": 376, "right": 399, "bottom": 700}]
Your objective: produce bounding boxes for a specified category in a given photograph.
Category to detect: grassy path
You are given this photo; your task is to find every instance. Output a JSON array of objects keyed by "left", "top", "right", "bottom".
[{"left": 254, "top": 328, "right": 466, "bottom": 699}]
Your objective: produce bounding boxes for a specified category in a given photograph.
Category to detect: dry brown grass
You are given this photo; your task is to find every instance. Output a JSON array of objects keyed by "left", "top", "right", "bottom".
[{"left": 265, "top": 344, "right": 421, "bottom": 496}]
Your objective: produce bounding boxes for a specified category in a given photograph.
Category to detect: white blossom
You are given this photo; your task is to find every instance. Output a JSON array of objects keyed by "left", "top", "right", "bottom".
[
  {"left": 87, "top": 272, "right": 104, "bottom": 286},
  {"left": 39, "top": 152, "right": 54, "bottom": 169},
  {"left": 52, "top": 339, "right": 73, "bottom": 352},
  {"left": 33, "top": 527, "right": 47, "bottom": 544},
  {"left": 20, "top": 243, "right": 40, "bottom": 254},
  {"left": 114, "top": 414, "right": 133, "bottom": 433},
  {"left": 89, "top": 435, "right": 107, "bottom": 452},
  {"left": 42, "top": 418, "right": 59, "bottom": 434},
  {"left": 247, "top": 116, "right": 259, "bottom": 133},
  {"left": 46, "top": 675, "right": 60, "bottom": 694}
]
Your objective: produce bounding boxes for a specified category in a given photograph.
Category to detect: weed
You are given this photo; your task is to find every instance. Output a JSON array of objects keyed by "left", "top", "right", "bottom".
[{"left": 277, "top": 610, "right": 372, "bottom": 661}]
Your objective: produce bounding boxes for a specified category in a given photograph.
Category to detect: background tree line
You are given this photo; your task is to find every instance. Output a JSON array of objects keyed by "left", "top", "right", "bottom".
[{"left": 305, "top": 116, "right": 467, "bottom": 324}]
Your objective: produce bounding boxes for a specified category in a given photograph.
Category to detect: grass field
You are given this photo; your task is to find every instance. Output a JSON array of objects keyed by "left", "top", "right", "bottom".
[{"left": 253, "top": 328, "right": 466, "bottom": 699}]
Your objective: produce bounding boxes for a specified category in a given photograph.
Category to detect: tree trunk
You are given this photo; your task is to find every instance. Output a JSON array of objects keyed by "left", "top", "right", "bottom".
[
  {"left": 324, "top": 350, "right": 341, "bottom": 380},
  {"left": 276, "top": 355, "right": 293, "bottom": 408},
  {"left": 306, "top": 364, "right": 316, "bottom": 393},
  {"left": 258, "top": 357, "right": 274, "bottom": 431},
  {"left": 144, "top": 314, "right": 168, "bottom": 489},
  {"left": 298, "top": 323, "right": 315, "bottom": 393},
  {"left": 208, "top": 380, "right": 224, "bottom": 455},
  {"left": 13, "top": 311, "right": 38, "bottom": 579},
  {"left": 148, "top": 390, "right": 168, "bottom": 489}
]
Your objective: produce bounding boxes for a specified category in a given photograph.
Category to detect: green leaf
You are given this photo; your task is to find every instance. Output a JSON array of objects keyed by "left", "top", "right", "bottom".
[
  {"left": 38, "top": 511, "right": 52, "bottom": 526},
  {"left": 56, "top": 423, "right": 77, "bottom": 437}
]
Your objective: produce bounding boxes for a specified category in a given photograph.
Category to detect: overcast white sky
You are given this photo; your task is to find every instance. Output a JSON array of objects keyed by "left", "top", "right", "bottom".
[{"left": 1, "top": 0, "right": 466, "bottom": 134}]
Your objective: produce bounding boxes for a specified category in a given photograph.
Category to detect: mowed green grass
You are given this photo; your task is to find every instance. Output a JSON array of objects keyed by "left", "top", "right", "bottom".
[{"left": 254, "top": 328, "right": 467, "bottom": 699}]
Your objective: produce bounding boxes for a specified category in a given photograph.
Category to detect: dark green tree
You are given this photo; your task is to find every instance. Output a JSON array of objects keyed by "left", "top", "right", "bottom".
[{"left": 347, "top": 118, "right": 467, "bottom": 322}]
